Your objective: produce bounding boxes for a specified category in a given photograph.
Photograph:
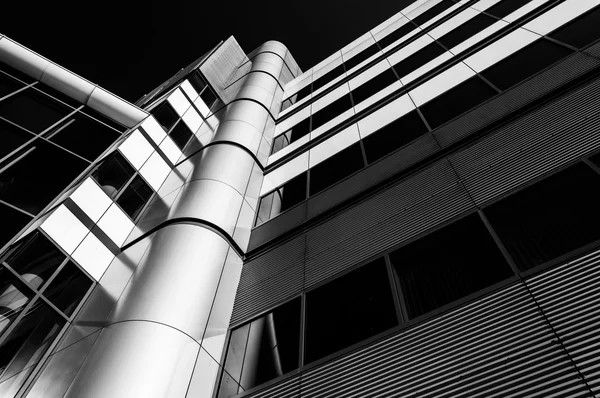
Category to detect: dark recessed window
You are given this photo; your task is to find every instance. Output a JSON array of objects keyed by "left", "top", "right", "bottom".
[
  {"left": 437, "top": 13, "right": 497, "bottom": 49},
  {"left": 0, "top": 118, "right": 35, "bottom": 160},
  {"left": 152, "top": 102, "right": 179, "bottom": 132},
  {"left": 0, "top": 88, "right": 72, "bottom": 133},
  {"left": 169, "top": 120, "right": 194, "bottom": 150},
  {"left": 81, "top": 107, "right": 127, "bottom": 133},
  {"left": 256, "top": 172, "right": 307, "bottom": 225},
  {"left": 43, "top": 261, "right": 93, "bottom": 316},
  {"left": 272, "top": 117, "right": 312, "bottom": 155},
  {"left": 377, "top": 22, "right": 417, "bottom": 51},
  {"left": 486, "top": 0, "right": 535, "bottom": 19},
  {"left": 312, "top": 64, "right": 345, "bottom": 92},
  {"left": 305, "top": 258, "right": 398, "bottom": 363},
  {"left": 0, "top": 203, "right": 32, "bottom": 248},
  {"left": 116, "top": 176, "right": 154, "bottom": 220},
  {"left": 200, "top": 87, "right": 218, "bottom": 110},
  {"left": 481, "top": 39, "right": 573, "bottom": 91},
  {"left": 390, "top": 214, "right": 513, "bottom": 319},
  {"left": 363, "top": 109, "right": 429, "bottom": 163},
  {"left": 220, "top": 298, "right": 301, "bottom": 396},
  {"left": 33, "top": 85, "right": 80, "bottom": 108},
  {"left": 344, "top": 44, "right": 381, "bottom": 71},
  {"left": 0, "top": 140, "right": 88, "bottom": 214},
  {"left": 92, "top": 152, "right": 135, "bottom": 199},
  {"left": 392, "top": 41, "right": 446, "bottom": 80},
  {"left": 0, "top": 267, "right": 34, "bottom": 330},
  {"left": 309, "top": 142, "right": 364, "bottom": 195},
  {"left": 47, "top": 112, "right": 121, "bottom": 161},
  {"left": 285, "top": 84, "right": 311, "bottom": 104},
  {"left": 420, "top": 76, "right": 497, "bottom": 129},
  {"left": 484, "top": 163, "right": 600, "bottom": 272},
  {"left": 549, "top": 6, "right": 600, "bottom": 49},
  {"left": 351, "top": 69, "right": 398, "bottom": 106},
  {"left": 412, "top": 0, "right": 454, "bottom": 26},
  {"left": 188, "top": 71, "right": 207, "bottom": 95},
  {"left": 280, "top": 98, "right": 294, "bottom": 112},
  {"left": 0, "top": 72, "right": 24, "bottom": 99},
  {"left": 4, "top": 231, "right": 65, "bottom": 289},
  {"left": 271, "top": 133, "right": 290, "bottom": 155},
  {"left": 310, "top": 94, "right": 352, "bottom": 131},
  {"left": 0, "top": 62, "right": 35, "bottom": 84},
  {"left": 588, "top": 152, "right": 600, "bottom": 169}
]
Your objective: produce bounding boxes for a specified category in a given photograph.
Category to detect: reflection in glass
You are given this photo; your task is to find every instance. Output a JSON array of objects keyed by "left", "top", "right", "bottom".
[
  {"left": 152, "top": 102, "right": 179, "bottom": 132},
  {"left": 256, "top": 172, "right": 307, "bottom": 226},
  {"left": 0, "top": 203, "right": 32, "bottom": 249},
  {"left": 270, "top": 117, "right": 310, "bottom": 155},
  {"left": 0, "top": 118, "right": 35, "bottom": 160},
  {"left": 169, "top": 120, "right": 194, "bottom": 150},
  {"left": 116, "top": 176, "right": 154, "bottom": 220},
  {"left": 309, "top": 143, "right": 364, "bottom": 195},
  {"left": 43, "top": 261, "right": 92, "bottom": 316},
  {"left": 91, "top": 152, "right": 135, "bottom": 199},
  {"left": 549, "top": 6, "right": 600, "bottom": 49},
  {"left": 0, "top": 73, "right": 24, "bottom": 100},
  {"left": 0, "top": 88, "right": 71, "bottom": 133},
  {"left": 0, "top": 268, "right": 33, "bottom": 336}
]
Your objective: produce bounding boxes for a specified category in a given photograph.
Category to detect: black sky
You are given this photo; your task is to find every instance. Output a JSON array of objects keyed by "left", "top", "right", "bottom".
[{"left": 2, "top": 0, "right": 415, "bottom": 103}]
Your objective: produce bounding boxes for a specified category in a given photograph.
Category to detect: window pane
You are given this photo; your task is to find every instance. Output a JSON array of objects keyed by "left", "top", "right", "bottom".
[
  {"left": 305, "top": 258, "right": 398, "bottom": 363},
  {"left": 0, "top": 62, "right": 35, "bottom": 84},
  {"left": 0, "top": 204, "right": 32, "bottom": 249},
  {"left": 279, "top": 172, "right": 307, "bottom": 212},
  {"left": 286, "top": 84, "right": 311, "bottom": 103},
  {"left": 309, "top": 142, "right": 364, "bottom": 195},
  {"left": 188, "top": 71, "right": 207, "bottom": 94},
  {"left": 0, "top": 88, "right": 72, "bottom": 133},
  {"left": 390, "top": 214, "right": 513, "bottom": 319},
  {"left": 0, "top": 73, "right": 25, "bottom": 99},
  {"left": 420, "top": 76, "right": 497, "bottom": 129},
  {"left": 0, "top": 118, "right": 34, "bottom": 160},
  {"left": 43, "top": 261, "right": 92, "bottom": 316},
  {"left": 481, "top": 39, "right": 573, "bottom": 91},
  {"left": 271, "top": 132, "right": 290, "bottom": 155},
  {"left": 116, "top": 176, "right": 154, "bottom": 220},
  {"left": 0, "top": 140, "right": 88, "bottom": 214},
  {"left": 169, "top": 120, "right": 194, "bottom": 150},
  {"left": 486, "top": 0, "right": 535, "bottom": 19},
  {"left": 484, "top": 163, "right": 600, "bottom": 271},
  {"left": 200, "top": 88, "right": 217, "bottom": 110},
  {"left": 437, "top": 13, "right": 497, "bottom": 50},
  {"left": 312, "top": 64, "right": 345, "bottom": 92},
  {"left": 549, "top": 6, "right": 600, "bottom": 49},
  {"left": 48, "top": 112, "right": 121, "bottom": 161},
  {"left": 310, "top": 94, "right": 352, "bottom": 131},
  {"left": 256, "top": 192, "right": 274, "bottom": 227},
  {"left": 92, "top": 152, "right": 135, "bottom": 199},
  {"left": 81, "top": 108, "right": 127, "bottom": 133},
  {"left": 33, "top": 85, "right": 80, "bottom": 108},
  {"left": 351, "top": 69, "right": 398, "bottom": 106},
  {"left": 363, "top": 109, "right": 429, "bottom": 163},
  {"left": 0, "top": 268, "right": 34, "bottom": 336},
  {"left": 392, "top": 41, "right": 446, "bottom": 80},
  {"left": 5, "top": 231, "right": 65, "bottom": 289},
  {"left": 377, "top": 22, "right": 417, "bottom": 51},
  {"left": 344, "top": 43, "right": 380, "bottom": 71},
  {"left": 152, "top": 102, "right": 179, "bottom": 132},
  {"left": 412, "top": 1, "right": 454, "bottom": 26}
]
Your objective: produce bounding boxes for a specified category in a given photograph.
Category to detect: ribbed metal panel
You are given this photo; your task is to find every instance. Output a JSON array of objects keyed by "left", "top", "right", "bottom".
[
  {"left": 248, "top": 202, "right": 307, "bottom": 252},
  {"left": 244, "top": 374, "right": 300, "bottom": 398},
  {"left": 299, "top": 282, "right": 587, "bottom": 398},
  {"left": 527, "top": 248, "right": 600, "bottom": 395}
]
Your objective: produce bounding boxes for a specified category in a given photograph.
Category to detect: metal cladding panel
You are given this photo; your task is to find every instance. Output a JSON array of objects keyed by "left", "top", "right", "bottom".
[
  {"left": 527, "top": 249, "right": 600, "bottom": 395},
  {"left": 244, "top": 374, "right": 301, "bottom": 398},
  {"left": 434, "top": 49, "right": 600, "bottom": 149},
  {"left": 200, "top": 36, "right": 248, "bottom": 97}
]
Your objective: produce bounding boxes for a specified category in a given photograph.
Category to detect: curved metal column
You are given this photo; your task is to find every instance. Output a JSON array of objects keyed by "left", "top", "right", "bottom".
[{"left": 63, "top": 41, "right": 290, "bottom": 398}]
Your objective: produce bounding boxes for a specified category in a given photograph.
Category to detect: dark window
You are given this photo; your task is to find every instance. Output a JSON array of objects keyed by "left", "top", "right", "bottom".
[
  {"left": 549, "top": 6, "right": 600, "bottom": 49},
  {"left": 169, "top": 120, "right": 194, "bottom": 150},
  {"left": 351, "top": 69, "right": 398, "bottom": 106},
  {"left": 200, "top": 87, "right": 217, "bottom": 110},
  {"left": 312, "top": 64, "right": 346, "bottom": 92},
  {"left": 47, "top": 112, "right": 120, "bottom": 161},
  {"left": 377, "top": 22, "right": 417, "bottom": 51},
  {"left": 437, "top": 13, "right": 497, "bottom": 49},
  {"left": 43, "top": 261, "right": 93, "bottom": 316},
  {"left": 271, "top": 133, "right": 290, "bottom": 155},
  {"left": 481, "top": 39, "right": 573, "bottom": 91},
  {"left": 0, "top": 62, "right": 35, "bottom": 84},
  {"left": 285, "top": 84, "right": 311, "bottom": 104},
  {"left": 0, "top": 88, "right": 72, "bottom": 133},
  {"left": 116, "top": 176, "right": 154, "bottom": 220},
  {"left": 220, "top": 298, "right": 300, "bottom": 395},
  {"left": 310, "top": 94, "right": 352, "bottom": 131},
  {"left": 81, "top": 108, "right": 127, "bottom": 133},
  {"left": 486, "top": 0, "right": 535, "bottom": 19},
  {"left": 0, "top": 203, "right": 32, "bottom": 248},
  {"left": 92, "top": 152, "right": 135, "bottom": 199},
  {"left": 188, "top": 71, "right": 207, "bottom": 94},
  {"left": 0, "top": 267, "right": 34, "bottom": 332},
  {"left": 309, "top": 142, "right": 364, "bottom": 195},
  {"left": 484, "top": 163, "right": 600, "bottom": 271},
  {"left": 257, "top": 172, "right": 307, "bottom": 225},
  {"left": 420, "top": 76, "right": 497, "bottom": 129},
  {"left": 344, "top": 44, "right": 381, "bottom": 71},
  {"left": 0, "top": 72, "right": 24, "bottom": 99},
  {"left": 4, "top": 231, "right": 65, "bottom": 288},
  {"left": 152, "top": 102, "right": 179, "bottom": 132},
  {"left": 280, "top": 98, "right": 294, "bottom": 112},
  {"left": 0, "top": 118, "right": 35, "bottom": 160},
  {"left": 363, "top": 109, "right": 429, "bottom": 163},
  {"left": 33, "top": 85, "right": 80, "bottom": 108},
  {"left": 392, "top": 41, "right": 446, "bottom": 80},
  {"left": 0, "top": 140, "right": 88, "bottom": 214},
  {"left": 412, "top": 0, "right": 454, "bottom": 26},
  {"left": 272, "top": 117, "right": 311, "bottom": 155},
  {"left": 390, "top": 214, "right": 513, "bottom": 319},
  {"left": 305, "top": 258, "right": 398, "bottom": 363}
]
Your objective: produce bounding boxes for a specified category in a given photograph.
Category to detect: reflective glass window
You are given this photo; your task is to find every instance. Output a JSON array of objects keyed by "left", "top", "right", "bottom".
[
  {"left": 0, "top": 73, "right": 24, "bottom": 99},
  {"left": 188, "top": 71, "right": 207, "bottom": 94},
  {"left": 549, "top": 6, "right": 600, "bottom": 49},
  {"left": 200, "top": 87, "right": 218, "bottom": 110},
  {"left": 169, "top": 120, "right": 194, "bottom": 150},
  {"left": 0, "top": 267, "right": 34, "bottom": 336},
  {"left": 0, "top": 88, "right": 72, "bottom": 133},
  {"left": 390, "top": 214, "right": 513, "bottom": 319},
  {"left": 33, "top": 85, "right": 80, "bottom": 108},
  {"left": 271, "top": 118, "right": 310, "bottom": 155},
  {"left": 419, "top": 76, "right": 497, "bottom": 129},
  {"left": 0, "top": 118, "right": 35, "bottom": 160},
  {"left": 47, "top": 112, "right": 121, "bottom": 161},
  {"left": 309, "top": 142, "right": 364, "bottom": 195},
  {"left": 0, "top": 204, "right": 32, "bottom": 248},
  {"left": 0, "top": 140, "right": 88, "bottom": 214},
  {"left": 481, "top": 39, "right": 573, "bottom": 91},
  {"left": 81, "top": 108, "right": 127, "bottom": 133},
  {"left": 43, "top": 261, "right": 92, "bottom": 316},
  {"left": 344, "top": 43, "right": 380, "bottom": 71},
  {"left": 484, "top": 163, "right": 600, "bottom": 271},
  {"left": 152, "top": 101, "right": 179, "bottom": 132},
  {"left": 312, "top": 64, "right": 345, "bottom": 92},
  {"left": 280, "top": 98, "right": 294, "bottom": 112},
  {"left": 363, "top": 109, "right": 429, "bottom": 163},
  {"left": 486, "top": 0, "right": 535, "bottom": 19},
  {"left": 377, "top": 22, "right": 417, "bottom": 50},
  {"left": 351, "top": 69, "right": 398, "bottom": 106},
  {"left": 285, "top": 84, "right": 311, "bottom": 104},
  {"left": 92, "top": 152, "right": 135, "bottom": 199},
  {"left": 412, "top": 1, "right": 454, "bottom": 26},
  {"left": 393, "top": 41, "right": 446, "bottom": 80},
  {"left": 257, "top": 172, "right": 307, "bottom": 226},
  {"left": 310, "top": 94, "right": 352, "bottom": 131},
  {"left": 305, "top": 258, "right": 398, "bottom": 363},
  {"left": 116, "top": 175, "right": 154, "bottom": 220},
  {"left": 437, "top": 13, "right": 497, "bottom": 50}
]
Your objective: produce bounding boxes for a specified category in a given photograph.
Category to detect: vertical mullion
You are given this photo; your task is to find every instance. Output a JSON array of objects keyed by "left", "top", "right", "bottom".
[
  {"left": 477, "top": 209, "right": 521, "bottom": 276},
  {"left": 384, "top": 254, "right": 408, "bottom": 324}
]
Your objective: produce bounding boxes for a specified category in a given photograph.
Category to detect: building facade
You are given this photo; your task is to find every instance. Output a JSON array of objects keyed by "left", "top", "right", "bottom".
[{"left": 1, "top": 0, "right": 600, "bottom": 396}]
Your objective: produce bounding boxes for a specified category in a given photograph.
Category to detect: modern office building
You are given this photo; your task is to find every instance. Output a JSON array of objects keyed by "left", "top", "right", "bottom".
[{"left": 1, "top": 0, "right": 600, "bottom": 396}]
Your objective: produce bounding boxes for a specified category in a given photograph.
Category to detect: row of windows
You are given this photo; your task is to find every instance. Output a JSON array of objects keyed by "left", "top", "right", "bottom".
[
  {"left": 0, "top": 231, "right": 93, "bottom": 396},
  {"left": 223, "top": 159, "right": 600, "bottom": 396},
  {"left": 273, "top": 3, "right": 600, "bottom": 158}
]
